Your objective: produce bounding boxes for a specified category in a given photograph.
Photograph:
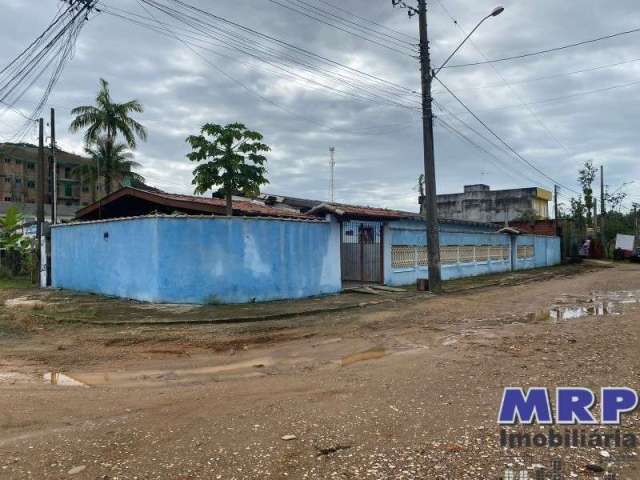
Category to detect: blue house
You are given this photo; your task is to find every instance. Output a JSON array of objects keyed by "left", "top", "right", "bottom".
[{"left": 51, "top": 187, "right": 561, "bottom": 304}]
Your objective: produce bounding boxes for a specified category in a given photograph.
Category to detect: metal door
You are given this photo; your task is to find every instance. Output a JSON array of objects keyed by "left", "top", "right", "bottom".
[{"left": 340, "top": 220, "right": 383, "bottom": 283}]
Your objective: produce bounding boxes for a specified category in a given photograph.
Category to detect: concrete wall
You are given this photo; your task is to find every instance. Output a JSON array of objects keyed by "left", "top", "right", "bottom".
[
  {"left": 384, "top": 220, "right": 560, "bottom": 286},
  {"left": 52, "top": 216, "right": 341, "bottom": 304},
  {"left": 436, "top": 186, "right": 550, "bottom": 223}
]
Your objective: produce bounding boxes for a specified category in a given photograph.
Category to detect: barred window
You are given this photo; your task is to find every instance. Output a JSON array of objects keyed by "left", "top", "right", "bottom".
[
  {"left": 489, "top": 245, "right": 503, "bottom": 261},
  {"left": 417, "top": 246, "right": 428, "bottom": 266},
  {"left": 475, "top": 245, "right": 490, "bottom": 262},
  {"left": 517, "top": 245, "right": 534, "bottom": 259},
  {"left": 392, "top": 245, "right": 416, "bottom": 269},
  {"left": 441, "top": 246, "right": 458, "bottom": 264},
  {"left": 459, "top": 246, "right": 475, "bottom": 263}
]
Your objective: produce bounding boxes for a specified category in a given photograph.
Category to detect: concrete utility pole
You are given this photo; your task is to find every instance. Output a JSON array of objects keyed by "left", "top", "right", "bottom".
[
  {"left": 50, "top": 107, "right": 57, "bottom": 225},
  {"left": 554, "top": 185, "right": 559, "bottom": 234},
  {"left": 600, "top": 165, "right": 606, "bottom": 252},
  {"left": 36, "top": 118, "right": 45, "bottom": 274},
  {"left": 329, "top": 146, "right": 336, "bottom": 203},
  {"left": 416, "top": 0, "right": 442, "bottom": 292},
  {"left": 392, "top": 1, "right": 503, "bottom": 292}
]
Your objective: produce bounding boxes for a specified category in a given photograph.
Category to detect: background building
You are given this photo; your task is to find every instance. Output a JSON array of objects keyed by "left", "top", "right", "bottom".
[
  {"left": 0, "top": 142, "right": 120, "bottom": 223},
  {"left": 434, "top": 184, "right": 552, "bottom": 224}
]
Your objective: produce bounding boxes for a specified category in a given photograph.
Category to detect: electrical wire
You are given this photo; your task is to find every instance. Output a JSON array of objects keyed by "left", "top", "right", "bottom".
[
  {"left": 434, "top": 0, "right": 574, "bottom": 167},
  {"left": 123, "top": 0, "right": 422, "bottom": 111},
  {"left": 444, "top": 25, "right": 640, "bottom": 68},
  {"left": 316, "top": 0, "right": 416, "bottom": 42},
  {"left": 266, "top": 0, "right": 415, "bottom": 56},
  {"left": 435, "top": 77, "right": 581, "bottom": 195}
]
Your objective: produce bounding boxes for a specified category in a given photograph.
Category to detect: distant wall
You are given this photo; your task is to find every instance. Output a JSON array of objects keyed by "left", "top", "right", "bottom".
[
  {"left": 384, "top": 220, "right": 560, "bottom": 286},
  {"left": 52, "top": 216, "right": 341, "bottom": 304}
]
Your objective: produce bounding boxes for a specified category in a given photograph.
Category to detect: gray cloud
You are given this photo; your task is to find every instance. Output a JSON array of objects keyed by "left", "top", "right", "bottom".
[{"left": 1, "top": 0, "right": 639, "bottom": 211}]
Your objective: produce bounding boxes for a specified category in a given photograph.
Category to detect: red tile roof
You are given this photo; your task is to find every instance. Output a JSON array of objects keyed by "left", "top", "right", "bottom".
[
  {"left": 75, "top": 187, "right": 315, "bottom": 220},
  {"left": 151, "top": 191, "right": 312, "bottom": 219},
  {"left": 308, "top": 202, "right": 422, "bottom": 220}
]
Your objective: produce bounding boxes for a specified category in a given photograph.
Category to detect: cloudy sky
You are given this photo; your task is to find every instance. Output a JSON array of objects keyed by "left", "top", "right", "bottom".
[{"left": 1, "top": 0, "right": 639, "bottom": 212}]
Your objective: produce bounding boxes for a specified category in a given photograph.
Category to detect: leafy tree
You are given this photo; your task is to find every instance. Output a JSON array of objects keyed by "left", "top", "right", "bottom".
[
  {"left": 605, "top": 191, "right": 627, "bottom": 212},
  {"left": 186, "top": 123, "right": 270, "bottom": 216},
  {"left": 76, "top": 137, "right": 144, "bottom": 199},
  {"left": 0, "top": 207, "right": 30, "bottom": 276},
  {"left": 570, "top": 197, "right": 587, "bottom": 232},
  {"left": 578, "top": 160, "right": 597, "bottom": 226},
  {"left": 70, "top": 78, "right": 147, "bottom": 194}
]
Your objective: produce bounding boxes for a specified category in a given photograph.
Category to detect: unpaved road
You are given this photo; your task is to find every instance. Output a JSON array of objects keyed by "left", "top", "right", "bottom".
[{"left": 0, "top": 263, "right": 639, "bottom": 479}]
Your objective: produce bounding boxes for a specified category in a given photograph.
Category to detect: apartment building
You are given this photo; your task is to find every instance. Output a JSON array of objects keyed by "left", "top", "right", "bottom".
[{"left": 0, "top": 142, "right": 106, "bottom": 222}]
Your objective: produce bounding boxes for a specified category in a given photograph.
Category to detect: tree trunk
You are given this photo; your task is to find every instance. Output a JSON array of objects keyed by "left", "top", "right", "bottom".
[
  {"left": 225, "top": 191, "right": 233, "bottom": 217},
  {"left": 105, "top": 129, "right": 113, "bottom": 195}
]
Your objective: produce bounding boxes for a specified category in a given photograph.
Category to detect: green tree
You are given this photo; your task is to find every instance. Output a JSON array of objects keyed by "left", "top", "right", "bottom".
[
  {"left": 69, "top": 78, "right": 147, "bottom": 194},
  {"left": 75, "top": 137, "right": 145, "bottom": 200},
  {"left": 570, "top": 197, "right": 587, "bottom": 232},
  {"left": 578, "top": 160, "right": 597, "bottom": 226},
  {"left": 186, "top": 123, "right": 270, "bottom": 216},
  {"left": 0, "top": 206, "right": 30, "bottom": 276}
]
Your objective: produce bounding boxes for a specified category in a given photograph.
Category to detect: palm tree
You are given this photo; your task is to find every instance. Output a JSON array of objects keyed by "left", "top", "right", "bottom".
[
  {"left": 70, "top": 78, "right": 147, "bottom": 194},
  {"left": 75, "top": 138, "right": 145, "bottom": 200}
]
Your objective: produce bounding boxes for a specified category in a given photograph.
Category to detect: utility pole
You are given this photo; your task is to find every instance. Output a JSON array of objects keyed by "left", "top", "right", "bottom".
[
  {"left": 554, "top": 185, "right": 559, "bottom": 235},
  {"left": 329, "top": 146, "right": 336, "bottom": 203},
  {"left": 36, "top": 118, "right": 45, "bottom": 278},
  {"left": 416, "top": 0, "right": 442, "bottom": 292},
  {"left": 600, "top": 165, "right": 606, "bottom": 254},
  {"left": 392, "top": 1, "right": 503, "bottom": 292},
  {"left": 50, "top": 107, "right": 57, "bottom": 225}
]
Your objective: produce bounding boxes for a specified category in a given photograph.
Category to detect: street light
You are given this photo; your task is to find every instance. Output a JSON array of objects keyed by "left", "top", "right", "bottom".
[
  {"left": 392, "top": 1, "right": 504, "bottom": 293},
  {"left": 432, "top": 6, "right": 505, "bottom": 78}
]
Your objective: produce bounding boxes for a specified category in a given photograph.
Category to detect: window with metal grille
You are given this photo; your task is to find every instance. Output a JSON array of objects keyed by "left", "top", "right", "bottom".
[
  {"left": 441, "top": 246, "right": 458, "bottom": 264},
  {"left": 517, "top": 245, "right": 534, "bottom": 259},
  {"left": 416, "top": 246, "right": 428, "bottom": 266},
  {"left": 489, "top": 245, "right": 503, "bottom": 261},
  {"left": 391, "top": 245, "right": 416, "bottom": 269},
  {"left": 475, "top": 245, "right": 490, "bottom": 262},
  {"left": 459, "top": 246, "right": 475, "bottom": 263}
]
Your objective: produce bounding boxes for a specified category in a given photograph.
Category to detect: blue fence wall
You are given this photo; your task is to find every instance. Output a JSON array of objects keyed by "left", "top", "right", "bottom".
[
  {"left": 384, "top": 220, "right": 560, "bottom": 286},
  {"left": 52, "top": 216, "right": 341, "bottom": 304}
]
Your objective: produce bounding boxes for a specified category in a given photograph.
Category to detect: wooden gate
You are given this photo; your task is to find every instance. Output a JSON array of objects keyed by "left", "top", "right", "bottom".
[{"left": 340, "top": 220, "right": 384, "bottom": 283}]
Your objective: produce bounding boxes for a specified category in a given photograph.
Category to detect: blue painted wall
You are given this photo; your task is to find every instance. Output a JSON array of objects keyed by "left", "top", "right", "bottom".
[
  {"left": 52, "top": 216, "right": 341, "bottom": 304},
  {"left": 384, "top": 220, "right": 561, "bottom": 286}
]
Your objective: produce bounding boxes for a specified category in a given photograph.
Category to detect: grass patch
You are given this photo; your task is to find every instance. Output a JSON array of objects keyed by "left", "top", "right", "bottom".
[{"left": 0, "top": 276, "right": 33, "bottom": 289}]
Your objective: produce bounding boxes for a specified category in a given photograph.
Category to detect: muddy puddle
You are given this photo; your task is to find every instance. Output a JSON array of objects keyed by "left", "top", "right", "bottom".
[
  {"left": 43, "top": 372, "right": 88, "bottom": 387},
  {"left": 549, "top": 291, "right": 639, "bottom": 321}
]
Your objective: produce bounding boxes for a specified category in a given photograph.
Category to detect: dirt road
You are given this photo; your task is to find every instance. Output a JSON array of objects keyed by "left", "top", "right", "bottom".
[{"left": 0, "top": 263, "right": 639, "bottom": 479}]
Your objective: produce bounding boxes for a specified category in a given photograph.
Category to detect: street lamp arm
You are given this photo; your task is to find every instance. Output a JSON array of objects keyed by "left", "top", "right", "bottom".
[{"left": 432, "top": 6, "right": 504, "bottom": 79}]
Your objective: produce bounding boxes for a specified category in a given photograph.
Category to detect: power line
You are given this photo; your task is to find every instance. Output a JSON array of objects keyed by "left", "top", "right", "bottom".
[
  {"left": 433, "top": 56, "right": 640, "bottom": 94},
  {"left": 434, "top": 0, "right": 574, "bottom": 162},
  {"left": 266, "top": 0, "right": 415, "bottom": 55},
  {"left": 435, "top": 77, "right": 581, "bottom": 195},
  {"left": 444, "top": 25, "right": 640, "bottom": 68},
  {"left": 279, "top": 0, "right": 416, "bottom": 47},
  {"left": 438, "top": 77, "right": 640, "bottom": 114},
  {"left": 316, "top": 0, "right": 416, "bottom": 42},
  {"left": 124, "top": 1, "right": 419, "bottom": 136},
  {"left": 434, "top": 100, "right": 562, "bottom": 191},
  {"left": 158, "top": 0, "right": 418, "bottom": 95},
  {"left": 124, "top": 1, "right": 420, "bottom": 110}
]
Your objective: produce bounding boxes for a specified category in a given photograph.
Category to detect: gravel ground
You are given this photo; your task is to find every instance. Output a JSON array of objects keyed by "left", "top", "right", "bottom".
[{"left": 0, "top": 263, "right": 639, "bottom": 479}]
